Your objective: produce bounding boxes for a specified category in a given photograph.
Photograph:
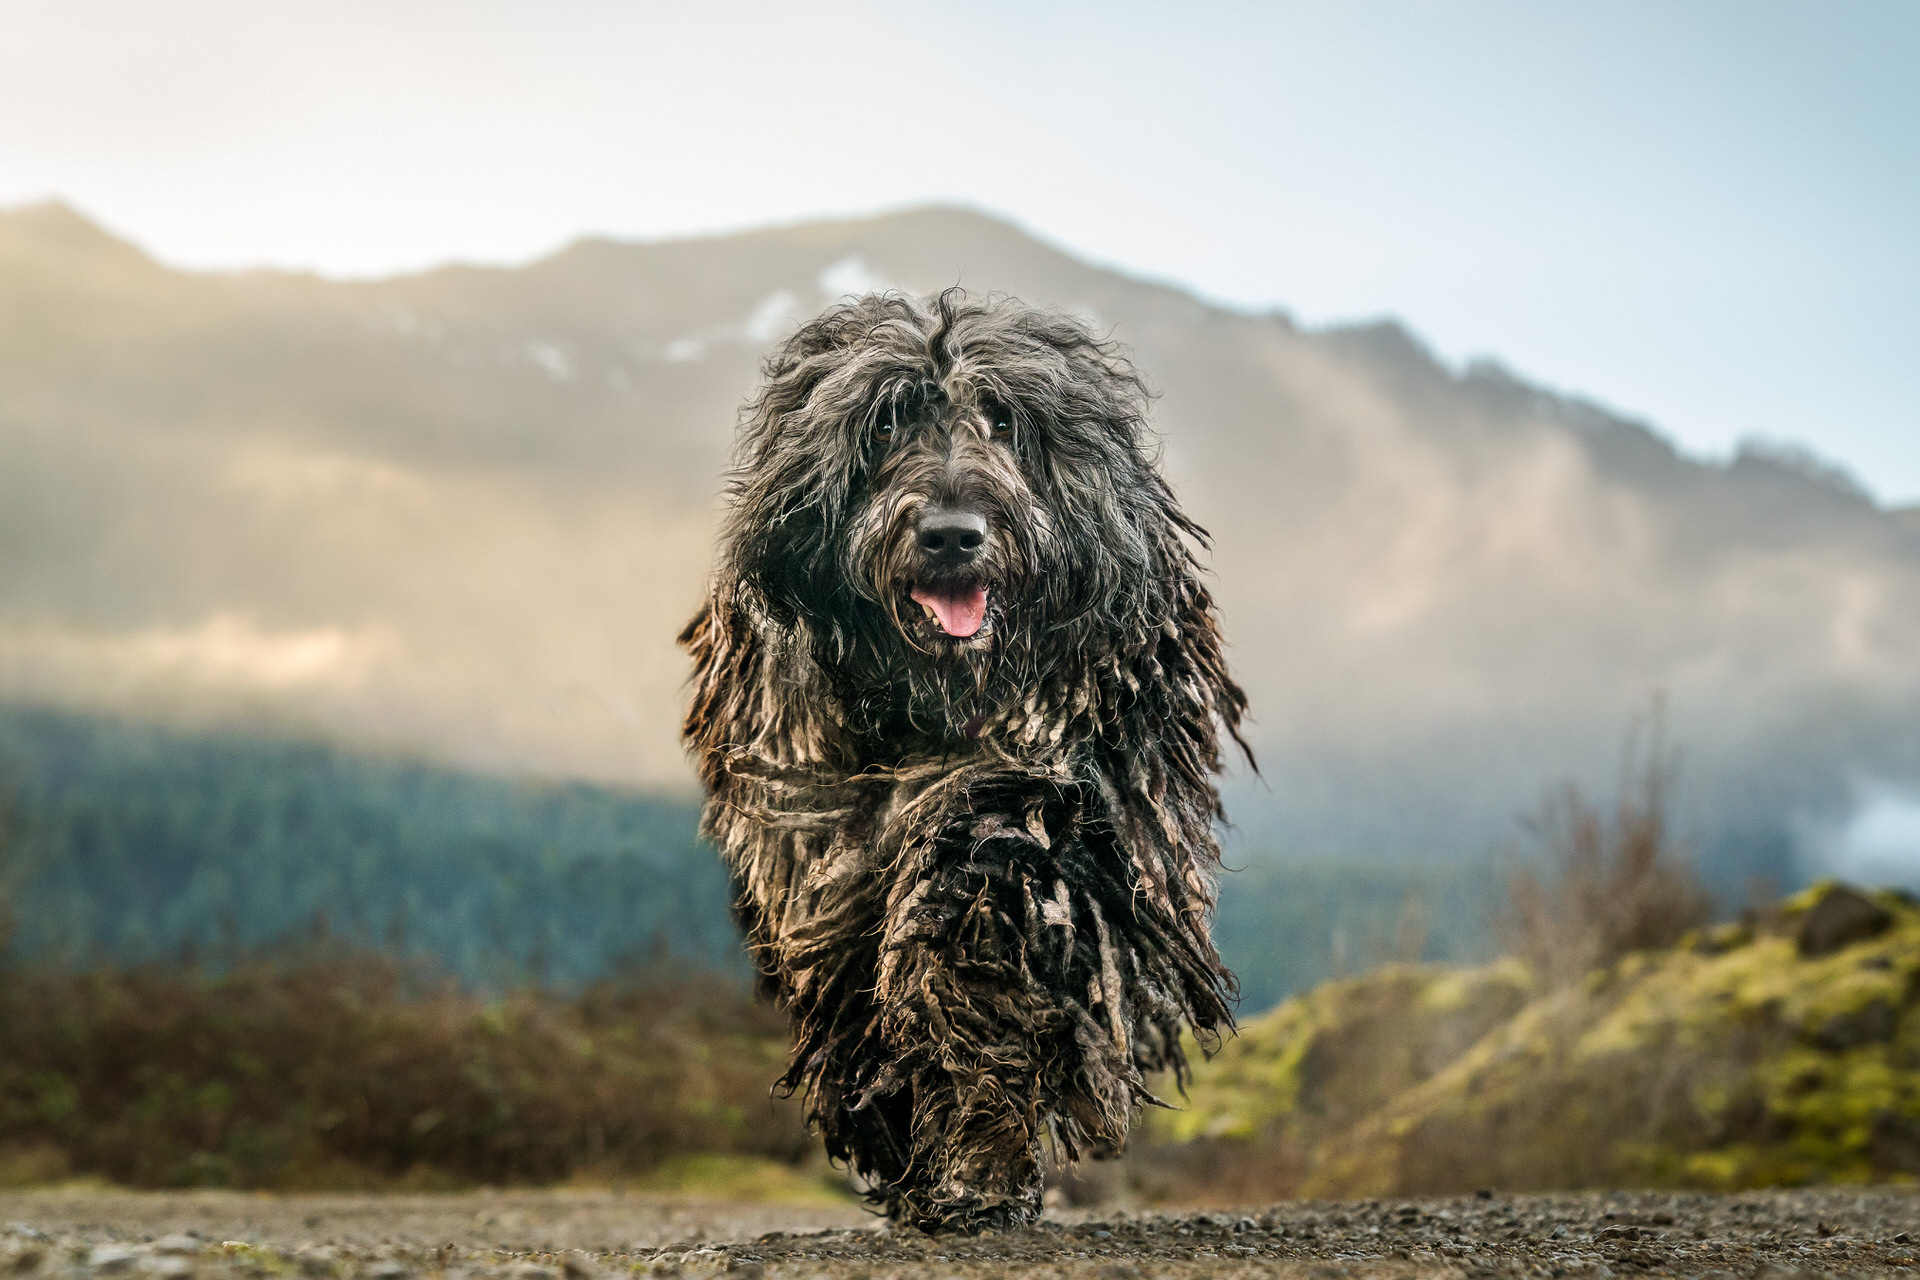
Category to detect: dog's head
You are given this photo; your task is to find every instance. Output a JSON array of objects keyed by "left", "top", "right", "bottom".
[{"left": 721, "top": 289, "right": 1185, "bottom": 724}]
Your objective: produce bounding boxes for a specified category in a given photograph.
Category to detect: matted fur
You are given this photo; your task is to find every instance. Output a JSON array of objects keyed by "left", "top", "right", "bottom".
[{"left": 680, "top": 289, "right": 1248, "bottom": 1231}]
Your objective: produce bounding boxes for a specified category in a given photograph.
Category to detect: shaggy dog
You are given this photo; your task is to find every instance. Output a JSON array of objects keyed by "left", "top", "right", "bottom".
[{"left": 680, "top": 289, "right": 1247, "bottom": 1232}]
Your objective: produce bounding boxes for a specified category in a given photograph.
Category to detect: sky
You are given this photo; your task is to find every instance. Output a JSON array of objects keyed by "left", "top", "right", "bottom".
[{"left": 3, "top": 0, "right": 1916, "bottom": 503}]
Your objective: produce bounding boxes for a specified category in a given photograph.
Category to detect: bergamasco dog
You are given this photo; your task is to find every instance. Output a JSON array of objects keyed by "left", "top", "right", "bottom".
[{"left": 680, "top": 288, "right": 1248, "bottom": 1232}]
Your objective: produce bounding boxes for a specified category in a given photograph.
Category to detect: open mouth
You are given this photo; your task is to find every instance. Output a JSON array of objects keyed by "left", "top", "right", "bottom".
[{"left": 908, "top": 580, "right": 991, "bottom": 639}]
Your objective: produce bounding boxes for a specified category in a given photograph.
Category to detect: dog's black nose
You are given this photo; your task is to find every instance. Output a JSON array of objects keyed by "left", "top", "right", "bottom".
[{"left": 916, "top": 508, "right": 987, "bottom": 567}]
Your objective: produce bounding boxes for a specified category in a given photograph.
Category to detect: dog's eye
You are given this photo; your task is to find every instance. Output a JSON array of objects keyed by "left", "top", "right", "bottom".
[
  {"left": 990, "top": 413, "right": 1014, "bottom": 441},
  {"left": 875, "top": 415, "right": 895, "bottom": 443}
]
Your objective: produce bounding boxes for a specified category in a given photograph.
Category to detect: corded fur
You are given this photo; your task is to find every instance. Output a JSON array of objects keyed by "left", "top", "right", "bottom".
[{"left": 681, "top": 290, "right": 1248, "bottom": 1231}]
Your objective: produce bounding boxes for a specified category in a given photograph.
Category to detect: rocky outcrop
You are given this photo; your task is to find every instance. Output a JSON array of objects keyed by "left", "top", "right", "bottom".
[{"left": 1139, "top": 882, "right": 1920, "bottom": 1199}]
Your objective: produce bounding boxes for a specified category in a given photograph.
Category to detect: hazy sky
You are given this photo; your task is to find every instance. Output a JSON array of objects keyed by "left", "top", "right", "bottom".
[{"left": 4, "top": 0, "right": 1916, "bottom": 502}]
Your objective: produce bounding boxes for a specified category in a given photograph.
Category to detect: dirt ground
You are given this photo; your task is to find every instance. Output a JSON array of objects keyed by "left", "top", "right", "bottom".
[{"left": 5, "top": 1187, "right": 1920, "bottom": 1279}]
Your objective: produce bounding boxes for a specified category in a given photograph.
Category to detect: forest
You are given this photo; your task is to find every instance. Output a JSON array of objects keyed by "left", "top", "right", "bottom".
[
  {"left": 0, "top": 706, "right": 731, "bottom": 986},
  {"left": 0, "top": 703, "right": 1490, "bottom": 1005}
]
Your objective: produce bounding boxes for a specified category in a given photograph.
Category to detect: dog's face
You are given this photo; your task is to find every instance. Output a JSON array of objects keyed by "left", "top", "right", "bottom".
[
  {"left": 847, "top": 383, "right": 1036, "bottom": 656},
  {"left": 724, "top": 291, "right": 1175, "bottom": 724}
]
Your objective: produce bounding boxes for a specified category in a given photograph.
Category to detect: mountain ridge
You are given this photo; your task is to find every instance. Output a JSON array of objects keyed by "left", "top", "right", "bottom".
[
  {"left": 2, "top": 200, "right": 1915, "bottom": 885},
  {"left": 7, "top": 198, "right": 1893, "bottom": 517}
]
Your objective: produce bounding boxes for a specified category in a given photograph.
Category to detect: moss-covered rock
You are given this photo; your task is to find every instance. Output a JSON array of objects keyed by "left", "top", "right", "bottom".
[{"left": 1136, "top": 882, "right": 1920, "bottom": 1201}]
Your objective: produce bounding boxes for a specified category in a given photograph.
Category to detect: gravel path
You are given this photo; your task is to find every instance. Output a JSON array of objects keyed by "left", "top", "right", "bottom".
[{"left": 6, "top": 1187, "right": 1920, "bottom": 1278}]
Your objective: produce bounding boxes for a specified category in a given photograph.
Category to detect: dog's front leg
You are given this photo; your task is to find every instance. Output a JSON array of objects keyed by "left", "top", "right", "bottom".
[
  {"left": 863, "top": 779, "right": 1141, "bottom": 1233},
  {"left": 871, "top": 836, "right": 1050, "bottom": 1230}
]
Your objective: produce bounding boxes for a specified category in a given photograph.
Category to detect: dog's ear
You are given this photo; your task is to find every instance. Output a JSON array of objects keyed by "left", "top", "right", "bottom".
[
  {"left": 724, "top": 520, "right": 817, "bottom": 630},
  {"left": 1167, "top": 555, "right": 1255, "bottom": 777},
  {"left": 678, "top": 596, "right": 751, "bottom": 795},
  {"left": 1104, "top": 511, "right": 1253, "bottom": 782},
  {"left": 1161, "top": 509, "right": 1255, "bottom": 773},
  {"left": 680, "top": 584, "right": 844, "bottom": 790}
]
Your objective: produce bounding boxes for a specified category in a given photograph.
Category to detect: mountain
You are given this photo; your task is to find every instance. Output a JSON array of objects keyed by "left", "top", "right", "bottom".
[{"left": 3, "top": 200, "right": 1917, "bottom": 889}]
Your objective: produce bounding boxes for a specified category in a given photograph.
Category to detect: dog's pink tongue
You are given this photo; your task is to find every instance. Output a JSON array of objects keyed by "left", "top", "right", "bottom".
[{"left": 910, "top": 583, "right": 988, "bottom": 637}]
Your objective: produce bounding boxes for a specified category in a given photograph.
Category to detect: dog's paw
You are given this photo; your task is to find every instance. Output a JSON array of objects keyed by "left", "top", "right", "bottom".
[{"left": 898, "top": 1185, "right": 1043, "bottom": 1236}]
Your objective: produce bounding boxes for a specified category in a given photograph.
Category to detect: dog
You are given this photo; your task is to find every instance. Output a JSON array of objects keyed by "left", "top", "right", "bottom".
[{"left": 681, "top": 288, "right": 1247, "bottom": 1231}]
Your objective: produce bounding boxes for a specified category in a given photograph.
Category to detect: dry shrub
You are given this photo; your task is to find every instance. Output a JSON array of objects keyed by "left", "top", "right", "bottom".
[
  {"left": 0, "top": 948, "right": 809, "bottom": 1189},
  {"left": 1499, "top": 705, "right": 1711, "bottom": 988},
  {"left": 0, "top": 785, "right": 21, "bottom": 957}
]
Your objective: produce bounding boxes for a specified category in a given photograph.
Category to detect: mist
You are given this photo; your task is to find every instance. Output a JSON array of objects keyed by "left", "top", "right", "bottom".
[{"left": 3, "top": 200, "right": 1917, "bottom": 896}]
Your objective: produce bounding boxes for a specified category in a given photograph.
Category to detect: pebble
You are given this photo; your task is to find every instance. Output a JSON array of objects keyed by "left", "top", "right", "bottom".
[{"left": 87, "top": 1245, "right": 138, "bottom": 1272}]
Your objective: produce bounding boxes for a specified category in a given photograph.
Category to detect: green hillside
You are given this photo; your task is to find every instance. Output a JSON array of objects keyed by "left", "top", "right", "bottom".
[{"left": 1136, "top": 882, "right": 1920, "bottom": 1201}]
